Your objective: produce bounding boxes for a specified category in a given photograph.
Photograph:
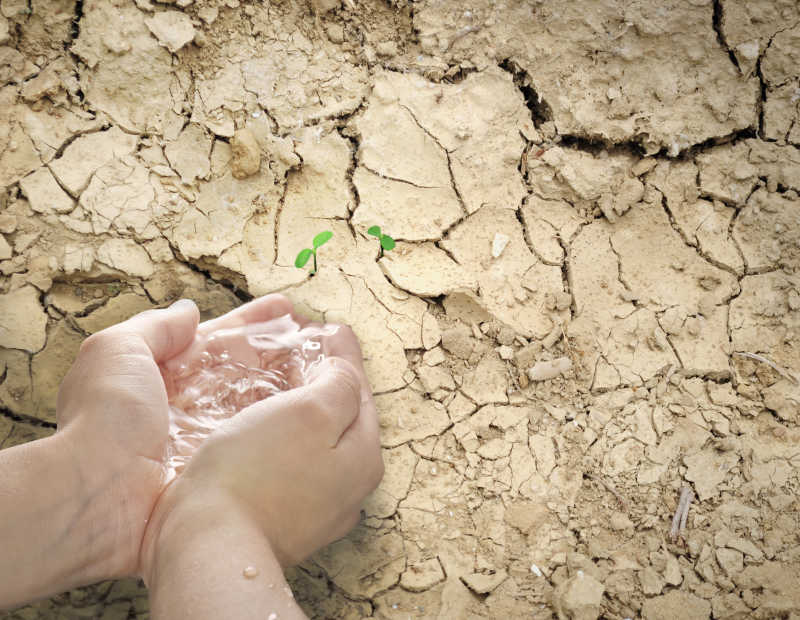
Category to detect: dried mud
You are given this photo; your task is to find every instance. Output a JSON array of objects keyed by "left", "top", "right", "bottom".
[{"left": 1, "top": 0, "right": 799, "bottom": 618}]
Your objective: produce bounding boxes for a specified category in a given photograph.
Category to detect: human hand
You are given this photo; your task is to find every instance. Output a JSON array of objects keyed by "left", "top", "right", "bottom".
[
  {"left": 141, "top": 296, "right": 384, "bottom": 576},
  {"left": 54, "top": 298, "right": 201, "bottom": 579}
]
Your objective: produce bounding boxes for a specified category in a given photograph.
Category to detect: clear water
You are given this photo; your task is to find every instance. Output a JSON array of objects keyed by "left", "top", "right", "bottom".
[{"left": 160, "top": 314, "right": 339, "bottom": 480}]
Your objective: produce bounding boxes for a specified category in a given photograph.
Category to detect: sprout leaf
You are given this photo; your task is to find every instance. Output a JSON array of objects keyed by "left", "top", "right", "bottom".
[
  {"left": 295, "top": 248, "right": 313, "bottom": 268},
  {"left": 380, "top": 235, "right": 396, "bottom": 251},
  {"left": 367, "top": 225, "right": 381, "bottom": 238},
  {"left": 313, "top": 230, "right": 333, "bottom": 249}
]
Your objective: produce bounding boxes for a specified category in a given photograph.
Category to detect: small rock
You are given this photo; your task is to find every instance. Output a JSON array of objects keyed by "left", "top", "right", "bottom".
[
  {"left": 715, "top": 548, "right": 744, "bottom": 575},
  {"left": 145, "top": 11, "right": 196, "bottom": 53},
  {"left": 197, "top": 6, "right": 218, "bottom": 23},
  {"left": 326, "top": 22, "right": 344, "bottom": 43},
  {"left": 417, "top": 364, "right": 455, "bottom": 393},
  {"left": 554, "top": 572, "right": 604, "bottom": 620},
  {"left": 639, "top": 567, "right": 665, "bottom": 595},
  {"left": 497, "top": 344, "right": 514, "bottom": 360},
  {"left": 477, "top": 438, "right": 511, "bottom": 460},
  {"left": 422, "top": 346, "right": 445, "bottom": 366},
  {"left": 422, "top": 312, "right": 441, "bottom": 349},
  {"left": 492, "top": 232, "right": 510, "bottom": 258},
  {"left": 0, "top": 15, "right": 9, "bottom": 45},
  {"left": 641, "top": 591, "right": 711, "bottom": 620},
  {"left": 462, "top": 354, "right": 509, "bottom": 404},
  {"left": 230, "top": 128, "right": 261, "bottom": 179},
  {"left": 736, "top": 40, "right": 759, "bottom": 60},
  {"left": 725, "top": 536, "right": 764, "bottom": 561},
  {"left": 461, "top": 570, "right": 507, "bottom": 594},
  {"left": 400, "top": 558, "right": 445, "bottom": 592},
  {"left": 609, "top": 512, "right": 633, "bottom": 531},
  {"left": 441, "top": 325, "right": 475, "bottom": 359},
  {"left": 663, "top": 553, "right": 682, "bottom": 586},
  {"left": 0, "top": 235, "right": 11, "bottom": 260},
  {"left": 542, "top": 325, "right": 562, "bottom": 349},
  {"left": 376, "top": 41, "right": 398, "bottom": 57},
  {"left": 496, "top": 325, "right": 516, "bottom": 345},
  {"left": 527, "top": 357, "right": 572, "bottom": 381},
  {"left": 0, "top": 213, "right": 16, "bottom": 234}
]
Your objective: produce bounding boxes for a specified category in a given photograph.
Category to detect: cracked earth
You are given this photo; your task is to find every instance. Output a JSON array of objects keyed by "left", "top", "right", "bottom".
[{"left": 1, "top": 0, "right": 800, "bottom": 618}]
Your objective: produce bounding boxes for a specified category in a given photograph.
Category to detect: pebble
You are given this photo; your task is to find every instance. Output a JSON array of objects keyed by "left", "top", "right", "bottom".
[
  {"left": 243, "top": 566, "right": 259, "bottom": 579},
  {"left": 491, "top": 232, "right": 510, "bottom": 258},
  {"left": 527, "top": 357, "right": 572, "bottom": 381}
]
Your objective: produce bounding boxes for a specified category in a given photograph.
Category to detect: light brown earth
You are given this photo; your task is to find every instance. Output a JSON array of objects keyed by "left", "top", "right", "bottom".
[{"left": 1, "top": 0, "right": 799, "bottom": 618}]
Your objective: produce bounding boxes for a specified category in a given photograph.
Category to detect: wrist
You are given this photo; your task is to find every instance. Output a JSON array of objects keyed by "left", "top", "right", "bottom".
[
  {"left": 140, "top": 481, "right": 280, "bottom": 585},
  {"left": 51, "top": 428, "right": 133, "bottom": 579},
  {"left": 0, "top": 431, "right": 121, "bottom": 606},
  {"left": 141, "top": 483, "right": 306, "bottom": 620}
]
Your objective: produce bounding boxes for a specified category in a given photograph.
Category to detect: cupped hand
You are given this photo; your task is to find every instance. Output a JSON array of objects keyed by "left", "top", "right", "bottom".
[
  {"left": 56, "top": 295, "right": 296, "bottom": 578},
  {"left": 141, "top": 298, "right": 384, "bottom": 575},
  {"left": 55, "top": 298, "right": 200, "bottom": 577}
]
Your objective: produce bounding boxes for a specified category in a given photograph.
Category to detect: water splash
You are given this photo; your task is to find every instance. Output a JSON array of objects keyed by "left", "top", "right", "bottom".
[{"left": 160, "top": 314, "right": 338, "bottom": 481}]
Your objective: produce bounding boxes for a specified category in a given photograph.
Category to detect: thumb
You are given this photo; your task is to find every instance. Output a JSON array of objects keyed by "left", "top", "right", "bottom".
[
  {"left": 304, "top": 357, "right": 363, "bottom": 441},
  {"left": 121, "top": 298, "right": 200, "bottom": 362},
  {"left": 237, "top": 356, "right": 362, "bottom": 447}
]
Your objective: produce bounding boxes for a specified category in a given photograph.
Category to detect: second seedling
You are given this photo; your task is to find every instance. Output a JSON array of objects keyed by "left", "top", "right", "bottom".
[{"left": 368, "top": 226, "right": 395, "bottom": 258}]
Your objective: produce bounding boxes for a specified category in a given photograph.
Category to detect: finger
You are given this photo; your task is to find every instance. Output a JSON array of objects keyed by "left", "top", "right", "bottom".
[
  {"left": 117, "top": 298, "right": 200, "bottom": 362},
  {"left": 320, "top": 327, "right": 381, "bottom": 487},
  {"left": 166, "top": 295, "right": 295, "bottom": 371},
  {"left": 198, "top": 294, "right": 294, "bottom": 336},
  {"left": 330, "top": 389, "right": 383, "bottom": 494}
]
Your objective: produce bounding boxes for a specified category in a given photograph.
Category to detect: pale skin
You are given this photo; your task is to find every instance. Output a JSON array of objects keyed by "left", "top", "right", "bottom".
[{"left": 0, "top": 295, "right": 383, "bottom": 618}]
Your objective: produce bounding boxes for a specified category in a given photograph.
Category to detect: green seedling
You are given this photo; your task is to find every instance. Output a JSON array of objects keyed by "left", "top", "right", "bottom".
[
  {"left": 367, "top": 225, "right": 396, "bottom": 258},
  {"left": 295, "top": 230, "right": 333, "bottom": 276}
]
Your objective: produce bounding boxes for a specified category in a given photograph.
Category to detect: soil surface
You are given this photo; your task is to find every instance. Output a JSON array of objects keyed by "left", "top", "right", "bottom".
[{"left": 1, "top": 0, "right": 799, "bottom": 618}]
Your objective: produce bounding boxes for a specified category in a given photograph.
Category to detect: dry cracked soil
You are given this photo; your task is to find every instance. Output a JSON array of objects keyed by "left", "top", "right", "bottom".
[{"left": 1, "top": 0, "right": 799, "bottom": 618}]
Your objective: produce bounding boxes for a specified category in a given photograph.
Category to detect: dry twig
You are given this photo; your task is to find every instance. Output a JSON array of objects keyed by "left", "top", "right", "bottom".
[
  {"left": 669, "top": 486, "right": 694, "bottom": 542},
  {"left": 733, "top": 351, "right": 799, "bottom": 385},
  {"left": 585, "top": 473, "right": 629, "bottom": 511}
]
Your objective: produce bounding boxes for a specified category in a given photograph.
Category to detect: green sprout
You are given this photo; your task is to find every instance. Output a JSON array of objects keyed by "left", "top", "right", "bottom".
[
  {"left": 295, "top": 230, "right": 333, "bottom": 276},
  {"left": 367, "top": 225, "right": 396, "bottom": 258}
]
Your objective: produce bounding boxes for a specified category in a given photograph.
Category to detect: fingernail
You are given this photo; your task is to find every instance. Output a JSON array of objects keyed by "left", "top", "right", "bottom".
[{"left": 169, "top": 298, "right": 196, "bottom": 311}]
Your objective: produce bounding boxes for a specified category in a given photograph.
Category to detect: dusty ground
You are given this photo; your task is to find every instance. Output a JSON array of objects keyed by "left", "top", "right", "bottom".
[{"left": 1, "top": 0, "right": 799, "bottom": 618}]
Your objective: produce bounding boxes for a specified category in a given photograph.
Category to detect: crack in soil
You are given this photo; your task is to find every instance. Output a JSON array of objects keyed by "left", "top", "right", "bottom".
[{"left": 712, "top": 0, "right": 741, "bottom": 73}]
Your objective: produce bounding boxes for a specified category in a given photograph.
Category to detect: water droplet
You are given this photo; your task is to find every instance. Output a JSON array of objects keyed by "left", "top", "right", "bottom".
[{"left": 243, "top": 565, "right": 259, "bottom": 579}]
